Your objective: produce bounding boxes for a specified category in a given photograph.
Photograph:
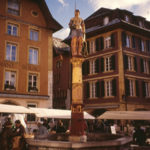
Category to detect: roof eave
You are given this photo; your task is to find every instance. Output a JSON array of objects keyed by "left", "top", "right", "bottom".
[{"left": 39, "top": 0, "right": 63, "bottom": 32}]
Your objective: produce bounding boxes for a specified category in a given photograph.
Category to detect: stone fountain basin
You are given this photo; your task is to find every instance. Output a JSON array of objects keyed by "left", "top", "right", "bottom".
[{"left": 26, "top": 133, "right": 132, "bottom": 150}]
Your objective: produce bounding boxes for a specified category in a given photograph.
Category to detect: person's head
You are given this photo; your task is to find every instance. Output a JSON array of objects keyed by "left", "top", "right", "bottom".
[
  {"left": 75, "top": 9, "right": 80, "bottom": 17},
  {"left": 15, "top": 120, "right": 21, "bottom": 127},
  {"left": 37, "top": 121, "right": 43, "bottom": 127},
  {"left": 5, "top": 120, "right": 12, "bottom": 128}
]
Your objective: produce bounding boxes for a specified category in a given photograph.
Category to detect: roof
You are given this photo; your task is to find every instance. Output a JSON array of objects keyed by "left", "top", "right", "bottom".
[
  {"left": 85, "top": 8, "right": 112, "bottom": 21},
  {"left": 37, "top": 0, "right": 62, "bottom": 32},
  {"left": 98, "top": 111, "right": 150, "bottom": 120},
  {"left": 85, "top": 8, "right": 133, "bottom": 21},
  {"left": 53, "top": 37, "right": 70, "bottom": 53},
  {"left": 86, "top": 18, "right": 150, "bottom": 38}
]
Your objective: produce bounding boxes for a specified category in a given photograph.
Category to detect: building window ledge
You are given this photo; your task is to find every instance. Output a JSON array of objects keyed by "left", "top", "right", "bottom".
[{"left": 4, "top": 84, "right": 16, "bottom": 91}]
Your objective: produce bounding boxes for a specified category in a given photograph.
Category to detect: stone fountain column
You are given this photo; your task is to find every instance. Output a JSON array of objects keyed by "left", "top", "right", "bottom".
[{"left": 69, "top": 57, "right": 87, "bottom": 142}]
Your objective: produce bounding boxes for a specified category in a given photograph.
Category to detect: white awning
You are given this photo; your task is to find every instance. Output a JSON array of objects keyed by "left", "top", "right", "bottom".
[
  {"left": 97, "top": 111, "right": 150, "bottom": 120},
  {"left": 0, "top": 104, "right": 34, "bottom": 114},
  {"left": 29, "top": 108, "right": 95, "bottom": 120}
]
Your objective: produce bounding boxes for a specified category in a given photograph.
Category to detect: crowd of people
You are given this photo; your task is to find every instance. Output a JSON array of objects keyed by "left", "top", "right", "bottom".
[{"left": 1, "top": 116, "right": 150, "bottom": 149}]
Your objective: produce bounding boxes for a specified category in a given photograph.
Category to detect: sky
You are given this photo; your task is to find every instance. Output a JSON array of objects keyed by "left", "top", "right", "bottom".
[{"left": 45, "top": 0, "right": 150, "bottom": 40}]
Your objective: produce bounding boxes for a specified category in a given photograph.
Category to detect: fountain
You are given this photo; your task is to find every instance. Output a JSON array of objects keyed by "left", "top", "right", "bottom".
[{"left": 26, "top": 9, "right": 132, "bottom": 150}]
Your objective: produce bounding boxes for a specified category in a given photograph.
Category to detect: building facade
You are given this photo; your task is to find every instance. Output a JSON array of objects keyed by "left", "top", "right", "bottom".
[
  {"left": 83, "top": 8, "right": 150, "bottom": 115},
  {"left": 0, "top": 0, "right": 62, "bottom": 109},
  {"left": 53, "top": 38, "right": 71, "bottom": 109}
]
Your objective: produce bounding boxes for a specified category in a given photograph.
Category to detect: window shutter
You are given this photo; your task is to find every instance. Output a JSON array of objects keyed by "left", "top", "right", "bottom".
[
  {"left": 95, "top": 38, "right": 99, "bottom": 51},
  {"left": 134, "top": 57, "right": 137, "bottom": 72},
  {"left": 112, "top": 79, "right": 116, "bottom": 96},
  {"left": 135, "top": 80, "right": 139, "bottom": 97},
  {"left": 95, "top": 58, "right": 100, "bottom": 73},
  {"left": 146, "top": 40, "right": 150, "bottom": 52},
  {"left": 100, "top": 37, "right": 104, "bottom": 50},
  {"left": 86, "top": 82, "right": 90, "bottom": 98},
  {"left": 101, "top": 80, "right": 105, "bottom": 97},
  {"left": 125, "top": 79, "right": 130, "bottom": 96},
  {"left": 138, "top": 38, "right": 142, "bottom": 51},
  {"left": 87, "top": 61, "right": 90, "bottom": 75},
  {"left": 96, "top": 81, "right": 100, "bottom": 97},
  {"left": 124, "top": 55, "right": 128, "bottom": 70},
  {"left": 142, "top": 81, "right": 146, "bottom": 97},
  {"left": 132, "top": 36, "right": 136, "bottom": 48},
  {"left": 111, "top": 55, "right": 115, "bottom": 70},
  {"left": 140, "top": 59, "right": 144, "bottom": 73},
  {"left": 149, "top": 61, "right": 150, "bottom": 73},
  {"left": 122, "top": 32, "right": 126, "bottom": 47},
  {"left": 87, "top": 41, "right": 90, "bottom": 54},
  {"left": 111, "top": 33, "right": 115, "bottom": 47},
  {"left": 101, "top": 57, "right": 104, "bottom": 72}
]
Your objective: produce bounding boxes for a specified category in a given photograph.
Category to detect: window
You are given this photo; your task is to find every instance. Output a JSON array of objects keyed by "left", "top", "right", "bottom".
[
  {"left": 89, "top": 40, "right": 95, "bottom": 54},
  {"left": 105, "top": 56, "right": 111, "bottom": 72},
  {"left": 90, "top": 82, "right": 96, "bottom": 98},
  {"left": 104, "top": 17, "right": 109, "bottom": 25},
  {"left": 4, "top": 71, "right": 16, "bottom": 90},
  {"left": 141, "top": 40, "right": 145, "bottom": 52},
  {"left": 27, "top": 103, "right": 37, "bottom": 122},
  {"left": 6, "top": 43, "right": 17, "bottom": 61},
  {"left": 125, "top": 15, "right": 129, "bottom": 22},
  {"left": 139, "top": 21, "right": 143, "bottom": 27},
  {"left": 138, "top": 38, "right": 145, "bottom": 52},
  {"left": 128, "top": 56, "right": 134, "bottom": 71},
  {"left": 129, "top": 80, "right": 135, "bottom": 96},
  {"left": 29, "top": 48, "right": 38, "bottom": 65},
  {"left": 105, "top": 80, "right": 112, "bottom": 97},
  {"left": 56, "top": 61, "right": 62, "bottom": 69},
  {"left": 30, "top": 29, "right": 39, "bottom": 41},
  {"left": 143, "top": 59, "right": 149, "bottom": 74},
  {"left": 122, "top": 32, "right": 130, "bottom": 48},
  {"left": 105, "top": 36, "right": 111, "bottom": 48},
  {"left": 31, "top": 11, "right": 38, "bottom": 17},
  {"left": 125, "top": 79, "right": 138, "bottom": 97},
  {"left": 7, "top": 23, "right": 18, "bottom": 36},
  {"left": 90, "top": 60, "right": 96, "bottom": 74},
  {"left": 145, "top": 82, "right": 150, "bottom": 97},
  {"left": 28, "top": 74, "right": 38, "bottom": 92},
  {"left": 8, "top": 0, "right": 20, "bottom": 16},
  {"left": 126, "top": 35, "right": 130, "bottom": 47},
  {"left": 102, "top": 55, "right": 115, "bottom": 72},
  {"left": 124, "top": 55, "right": 137, "bottom": 72}
]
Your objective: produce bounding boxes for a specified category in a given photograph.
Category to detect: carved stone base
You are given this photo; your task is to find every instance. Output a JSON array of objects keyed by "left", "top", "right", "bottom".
[{"left": 70, "top": 104, "right": 85, "bottom": 136}]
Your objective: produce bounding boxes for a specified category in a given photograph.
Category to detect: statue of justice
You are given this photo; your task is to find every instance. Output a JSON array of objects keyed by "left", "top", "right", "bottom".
[{"left": 69, "top": 9, "right": 87, "bottom": 57}]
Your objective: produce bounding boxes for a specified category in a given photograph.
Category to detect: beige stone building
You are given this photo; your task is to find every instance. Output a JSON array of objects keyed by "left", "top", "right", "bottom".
[{"left": 0, "top": 0, "right": 62, "bottom": 111}]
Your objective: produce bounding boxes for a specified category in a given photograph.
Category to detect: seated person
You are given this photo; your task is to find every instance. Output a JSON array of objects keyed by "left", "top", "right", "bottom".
[{"left": 34, "top": 121, "right": 48, "bottom": 139}]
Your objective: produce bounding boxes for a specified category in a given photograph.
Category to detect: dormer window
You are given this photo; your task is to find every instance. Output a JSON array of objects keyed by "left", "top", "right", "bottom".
[
  {"left": 125, "top": 15, "right": 129, "bottom": 22},
  {"left": 139, "top": 21, "right": 143, "bottom": 27},
  {"left": 104, "top": 17, "right": 109, "bottom": 25}
]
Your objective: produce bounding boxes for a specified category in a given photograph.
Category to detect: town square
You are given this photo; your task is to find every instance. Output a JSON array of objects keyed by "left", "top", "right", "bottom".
[{"left": 0, "top": 0, "right": 150, "bottom": 149}]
